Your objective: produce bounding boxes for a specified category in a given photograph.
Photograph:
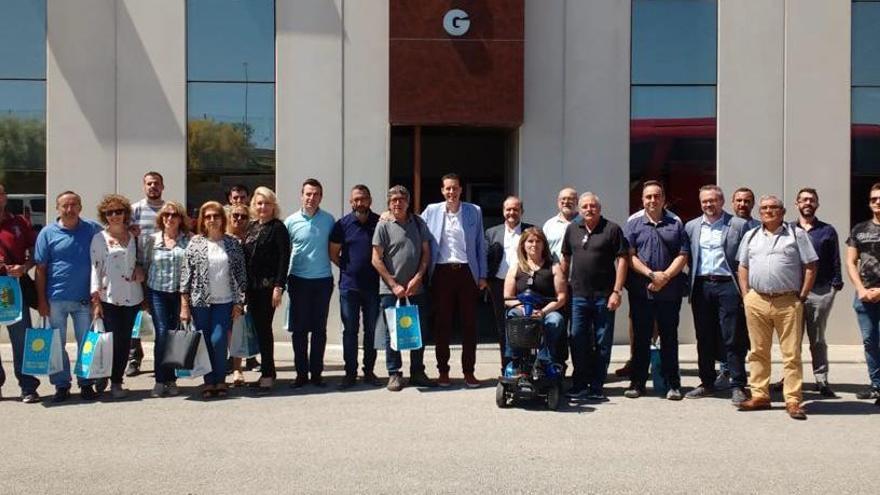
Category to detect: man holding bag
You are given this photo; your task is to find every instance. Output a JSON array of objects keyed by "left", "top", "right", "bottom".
[{"left": 372, "top": 185, "right": 437, "bottom": 392}]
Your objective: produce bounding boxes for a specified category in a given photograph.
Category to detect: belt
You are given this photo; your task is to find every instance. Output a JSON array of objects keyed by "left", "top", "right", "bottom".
[
  {"left": 438, "top": 263, "right": 465, "bottom": 270},
  {"left": 754, "top": 290, "right": 798, "bottom": 299},
  {"left": 695, "top": 275, "right": 733, "bottom": 283}
]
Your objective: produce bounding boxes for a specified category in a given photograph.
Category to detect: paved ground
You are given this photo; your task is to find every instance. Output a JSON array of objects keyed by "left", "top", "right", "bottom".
[{"left": 1, "top": 344, "right": 879, "bottom": 494}]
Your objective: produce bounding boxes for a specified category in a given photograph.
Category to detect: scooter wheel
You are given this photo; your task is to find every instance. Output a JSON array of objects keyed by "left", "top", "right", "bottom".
[
  {"left": 495, "top": 383, "right": 509, "bottom": 408},
  {"left": 547, "top": 383, "right": 561, "bottom": 410}
]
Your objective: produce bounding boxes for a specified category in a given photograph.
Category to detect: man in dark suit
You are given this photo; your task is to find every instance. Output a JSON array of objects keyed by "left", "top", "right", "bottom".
[
  {"left": 485, "top": 196, "right": 532, "bottom": 373},
  {"left": 683, "top": 185, "right": 751, "bottom": 404}
]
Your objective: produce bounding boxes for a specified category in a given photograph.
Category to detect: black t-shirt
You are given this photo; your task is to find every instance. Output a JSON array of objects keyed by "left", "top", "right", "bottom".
[
  {"left": 514, "top": 261, "right": 555, "bottom": 308},
  {"left": 561, "top": 216, "right": 628, "bottom": 297},
  {"left": 847, "top": 220, "right": 880, "bottom": 289}
]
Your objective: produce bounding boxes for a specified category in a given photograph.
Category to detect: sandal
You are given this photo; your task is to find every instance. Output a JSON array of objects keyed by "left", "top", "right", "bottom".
[{"left": 232, "top": 370, "right": 245, "bottom": 387}]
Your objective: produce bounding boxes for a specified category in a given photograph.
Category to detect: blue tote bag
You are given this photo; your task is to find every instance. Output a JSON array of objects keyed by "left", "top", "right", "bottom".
[
  {"left": 384, "top": 298, "right": 423, "bottom": 351},
  {"left": 74, "top": 318, "right": 113, "bottom": 380},
  {"left": 22, "top": 319, "right": 64, "bottom": 376},
  {"left": 0, "top": 275, "right": 23, "bottom": 325}
]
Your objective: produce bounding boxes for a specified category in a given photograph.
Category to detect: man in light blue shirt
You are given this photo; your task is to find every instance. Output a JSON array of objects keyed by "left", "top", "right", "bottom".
[{"left": 285, "top": 178, "right": 335, "bottom": 387}]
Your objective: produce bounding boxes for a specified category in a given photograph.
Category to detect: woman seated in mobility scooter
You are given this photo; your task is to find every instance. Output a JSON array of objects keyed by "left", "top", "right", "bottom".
[{"left": 497, "top": 227, "right": 568, "bottom": 409}]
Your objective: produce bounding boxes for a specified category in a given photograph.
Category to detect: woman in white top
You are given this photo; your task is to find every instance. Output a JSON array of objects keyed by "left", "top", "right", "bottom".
[
  {"left": 90, "top": 194, "right": 144, "bottom": 399},
  {"left": 180, "top": 201, "right": 247, "bottom": 399}
]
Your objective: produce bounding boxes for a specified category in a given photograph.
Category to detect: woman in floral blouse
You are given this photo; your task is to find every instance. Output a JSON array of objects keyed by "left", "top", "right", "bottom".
[{"left": 226, "top": 202, "right": 250, "bottom": 387}]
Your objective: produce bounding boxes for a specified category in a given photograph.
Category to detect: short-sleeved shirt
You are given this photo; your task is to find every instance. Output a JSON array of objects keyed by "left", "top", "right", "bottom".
[
  {"left": 737, "top": 224, "right": 818, "bottom": 294},
  {"left": 542, "top": 215, "right": 571, "bottom": 263},
  {"left": 623, "top": 209, "right": 689, "bottom": 301},
  {"left": 143, "top": 231, "right": 189, "bottom": 293},
  {"left": 0, "top": 213, "right": 36, "bottom": 266},
  {"left": 561, "top": 216, "right": 627, "bottom": 297},
  {"left": 131, "top": 198, "right": 163, "bottom": 237},
  {"left": 373, "top": 215, "right": 430, "bottom": 295},
  {"left": 847, "top": 220, "right": 880, "bottom": 289},
  {"left": 285, "top": 208, "right": 335, "bottom": 279},
  {"left": 33, "top": 218, "right": 103, "bottom": 302},
  {"left": 330, "top": 211, "right": 380, "bottom": 293}
]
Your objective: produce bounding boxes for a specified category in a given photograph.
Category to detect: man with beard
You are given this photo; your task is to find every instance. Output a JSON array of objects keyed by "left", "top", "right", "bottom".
[
  {"left": 485, "top": 196, "right": 532, "bottom": 372},
  {"left": 732, "top": 187, "right": 761, "bottom": 230},
  {"left": 329, "top": 185, "right": 382, "bottom": 389},
  {"left": 126, "top": 171, "right": 165, "bottom": 377}
]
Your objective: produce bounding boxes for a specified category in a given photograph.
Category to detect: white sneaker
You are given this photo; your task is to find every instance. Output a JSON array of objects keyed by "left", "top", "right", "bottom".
[
  {"left": 111, "top": 384, "right": 128, "bottom": 399},
  {"left": 150, "top": 383, "right": 166, "bottom": 398}
]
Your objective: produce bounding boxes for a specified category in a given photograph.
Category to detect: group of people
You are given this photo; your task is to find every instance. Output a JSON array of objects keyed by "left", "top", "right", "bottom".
[{"left": 1, "top": 172, "right": 880, "bottom": 419}]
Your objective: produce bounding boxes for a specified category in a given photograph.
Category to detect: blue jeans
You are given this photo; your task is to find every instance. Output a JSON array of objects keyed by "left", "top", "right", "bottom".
[
  {"left": 192, "top": 303, "right": 232, "bottom": 386},
  {"left": 380, "top": 293, "right": 427, "bottom": 375},
  {"left": 504, "top": 308, "right": 565, "bottom": 364},
  {"left": 340, "top": 289, "right": 378, "bottom": 376},
  {"left": 853, "top": 297, "right": 880, "bottom": 388},
  {"left": 48, "top": 300, "right": 94, "bottom": 389},
  {"left": 630, "top": 295, "right": 682, "bottom": 389},
  {"left": 570, "top": 296, "right": 616, "bottom": 393},
  {"left": 149, "top": 290, "right": 180, "bottom": 383},
  {"left": 288, "top": 276, "right": 334, "bottom": 377},
  {"left": 0, "top": 309, "right": 39, "bottom": 395}
]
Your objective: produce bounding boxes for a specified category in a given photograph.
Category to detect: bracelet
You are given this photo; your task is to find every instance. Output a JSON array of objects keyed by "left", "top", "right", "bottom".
[{"left": 612, "top": 289, "right": 621, "bottom": 295}]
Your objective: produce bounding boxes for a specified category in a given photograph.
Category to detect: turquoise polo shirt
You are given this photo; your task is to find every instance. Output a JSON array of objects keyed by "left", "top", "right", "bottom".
[{"left": 285, "top": 208, "right": 335, "bottom": 279}]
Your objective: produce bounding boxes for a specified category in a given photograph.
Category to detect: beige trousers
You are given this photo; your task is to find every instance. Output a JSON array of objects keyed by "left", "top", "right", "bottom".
[{"left": 743, "top": 290, "right": 804, "bottom": 404}]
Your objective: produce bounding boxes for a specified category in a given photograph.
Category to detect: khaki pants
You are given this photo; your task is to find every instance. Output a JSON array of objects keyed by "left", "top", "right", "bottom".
[{"left": 743, "top": 290, "right": 804, "bottom": 404}]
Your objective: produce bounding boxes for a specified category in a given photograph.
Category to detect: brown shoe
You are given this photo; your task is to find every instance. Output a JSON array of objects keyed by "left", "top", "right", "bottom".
[
  {"left": 785, "top": 403, "right": 807, "bottom": 420},
  {"left": 737, "top": 397, "right": 772, "bottom": 411}
]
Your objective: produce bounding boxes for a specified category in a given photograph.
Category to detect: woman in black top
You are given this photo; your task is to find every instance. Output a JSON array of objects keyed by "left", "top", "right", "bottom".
[
  {"left": 503, "top": 227, "right": 568, "bottom": 363},
  {"left": 243, "top": 187, "right": 290, "bottom": 393}
]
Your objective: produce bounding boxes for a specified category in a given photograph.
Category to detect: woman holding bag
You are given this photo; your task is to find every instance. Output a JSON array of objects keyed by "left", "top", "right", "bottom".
[
  {"left": 226, "top": 203, "right": 251, "bottom": 386},
  {"left": 180, "top": 201, "right": 246, "bottom": 399},
  {"left": 141, "top": 201, "right": 191, "bottom": 398},
  {"left": 242, "top": 187, "right": 290, "bottom": 394},
  {"left": 90, "top": 194, "right": 144, "bottom": 399}
]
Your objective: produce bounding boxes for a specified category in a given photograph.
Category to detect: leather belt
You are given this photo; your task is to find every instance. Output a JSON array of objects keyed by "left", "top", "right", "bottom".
[
  {"left": 755, "top": 290, "right": 798, "bottom": 299},
  {"left": 695, "top": 275, "right": 733, "bottom": 282},
  {"left": 438, "top": 263, "right": 464, "bottom": 270}
]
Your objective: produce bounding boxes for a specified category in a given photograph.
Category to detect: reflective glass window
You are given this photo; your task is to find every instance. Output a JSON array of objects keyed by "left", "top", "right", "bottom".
[
  {"left": 0, "top": 0, "right": 46, "bottom": 79},
  {"left": 186, "top": 0, "right": 275, "bottom": 215},
  {"left": 852, "top": 1, "right": 880, "bottom": 224}
]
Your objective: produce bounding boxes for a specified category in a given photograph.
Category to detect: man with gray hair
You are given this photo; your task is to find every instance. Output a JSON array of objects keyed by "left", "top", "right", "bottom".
[{"left": 736, "top": 195, "right": 817, "bottom": 420}]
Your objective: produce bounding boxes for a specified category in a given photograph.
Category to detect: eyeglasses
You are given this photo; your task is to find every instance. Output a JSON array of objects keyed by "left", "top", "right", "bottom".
[
  {"left": 232, "top": 213, "right": 248, "bottom": 220},
  {"left": 759, "top": 205, "right": 782, "bottom": 211},
  {"left": 104, "top": 208, "right": 126, "bottom": 217},
  {"left": 162, "top": 212, "right": 180, "bottom": 218},
  {"left": 204, "top": 213, "right": 222, "bottom": 220},
  {"left": 870, "top": 197, "right": 880, "bottom": 204}
]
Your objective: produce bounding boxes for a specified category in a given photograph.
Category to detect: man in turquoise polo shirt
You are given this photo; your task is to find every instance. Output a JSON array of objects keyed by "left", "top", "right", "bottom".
[{"left": 285, "top": 178, "right": 336, "bottom": 387}]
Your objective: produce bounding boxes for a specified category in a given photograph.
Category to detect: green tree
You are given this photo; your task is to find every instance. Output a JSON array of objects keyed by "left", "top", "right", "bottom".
[{"left": 187, "top": 119, "right": 255, "bottom": 171}]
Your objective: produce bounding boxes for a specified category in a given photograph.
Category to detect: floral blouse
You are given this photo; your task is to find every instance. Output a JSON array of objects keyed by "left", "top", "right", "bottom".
[{"left": 90, "top": 230, "right": 144, "bottom": 306}]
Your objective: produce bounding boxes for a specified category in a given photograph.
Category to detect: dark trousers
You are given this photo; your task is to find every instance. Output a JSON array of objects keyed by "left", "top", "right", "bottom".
[
  {"left": 247, "top": 288, "right": 277, "bottom": 379},
  {"left": 340, "top": 289, "right": 379, "bottom": 376},
  {"left": 288, "top": 275, "right": 334, "bottom": 378},
  {"left": 630, "top": 295, "right": 681, "bottom": 389},
  {"left": 691, "top": 279, "right": 748, "bottom": 388},
  {"left": 431, "top": 264, "right": 479, "bottom": 374},
  {"left": 148, "top": 290, "right": 180, "bottom": 383},
  {"left": 102, "top": 302, "right": 139, "bottom": 384},
  {"left": 488, "top": 278, "right": 509, "bottom": 370}
]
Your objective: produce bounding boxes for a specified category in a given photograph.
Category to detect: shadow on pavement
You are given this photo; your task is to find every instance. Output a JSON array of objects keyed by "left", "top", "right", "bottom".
[{"left": 803, "top": 400, "right": 880, "bottom": 416}]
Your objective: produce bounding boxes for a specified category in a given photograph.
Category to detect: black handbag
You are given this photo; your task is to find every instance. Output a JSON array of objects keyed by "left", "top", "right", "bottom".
[
  {"left": 162, "top": 324, "right": 201, "bottom": 370},
  {"left": 19, "top": 272, "right": 38, "bottom": 310}
]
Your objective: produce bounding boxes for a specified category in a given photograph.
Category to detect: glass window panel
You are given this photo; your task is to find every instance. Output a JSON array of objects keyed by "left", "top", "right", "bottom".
[
  {"left": 631, "top": 85, "right": 716, "bottom": 119},
  {"left": 853, "top": 1, "right": 880, "bottom": 86},
  {"left": 853, "top": 87, "right": 880, "bottom": 125},
  {"left": 0, "top": 81, "right": 45, "bottom": 198},
  {"left": 632, "top": 0, "right": 717, "bottom": 85},
  {"left": 0, "top": 0, "right": 46, "bottom": 79},
  {"left": 187, "top": 0, "right": 275, "bottom": 82}
]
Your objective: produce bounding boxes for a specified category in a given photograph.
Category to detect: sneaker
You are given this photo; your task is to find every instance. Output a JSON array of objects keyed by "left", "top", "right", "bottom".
[
  {"left": 21, "top": 392, "right": 41, "bottom": 404},
  {"left": 731, "top": 387, "right": 749, "bottom": 406},
  {"left": 855, "top": 386, "right": 880, "bottom": 400},
  {"left": 685, "top": 385, "right": 715, "bottom": 399},
  {"left": 80, "top": 385, "right": 99, "bottom": 401},
  {"left": 338, "top": 375, "right": 357, "bottom": 390},
  {"left": 463, "top": 373, "right": 481, "bottom": 389},
  {"left": 124, "top": 360, "right": 141, "bottom": 377},
  {"left": 666, "top": 388, "right": 683, "bottom": 401},
  {"left": 623, "top": 386, "right": 643, "bottom": 399},
  {"left": 615, "top": 361, "right": 632, "bottom": 378},
  {"left": 769, "top": 378, "right": 784, "bottom": 393},
  {"left": 290, "top": 375, "right": 309, "bottom": 389},
  {"left": 408, "top": 371, "right": 438, "bottom": 388},
  {"left": 816, "top": 383, "right": 838, "bottom": 398},
  {"left": 387, "top": 374, "right": 404, "bottom": 392},
  {"left": 151, "top": 383, "right": 166, "bottom": 398},
  {"left": 110, "top": 384, "right": 127, "bottom": 399},
  {"left": 166, "top": 382, "right": 180, "bottom": 397},
  {"left": 362, "top": 371, "right": 383, "bottom": 387},
  {"left": 437, "top": 372, "right": 451, "bottom": 387},
  {"left": 586, "top": 390, "right": 609, "bottom": 402},
  {"left": 52, "top": 387, "right": 71, "bottom": 403},
  {"left": 713, "top": 371, "right": 731, "bottom": 390},
  {"left": 565, "top": 385, "right": 589, "bottom": 399}
]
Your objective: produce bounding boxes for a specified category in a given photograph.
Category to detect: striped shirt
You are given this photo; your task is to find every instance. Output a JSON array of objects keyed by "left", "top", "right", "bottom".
[{"left": 142, "top": 231, "right": 190, "bottom": 293}]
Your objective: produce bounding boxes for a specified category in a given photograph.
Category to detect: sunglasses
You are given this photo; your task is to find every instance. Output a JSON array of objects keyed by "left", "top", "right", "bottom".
[
  {"left": 870, "top": 197, "right": 880, "bottom": 204},
  {"left": 162, "top": 212, "right": 180, "bottom": 218},
  {"left": 104, "top": 208, "right": 126, "bottom": 217},
  {"left": 204, "top": 213, "right": 223, "bottom": 220},
  {"left": 232, "top": 213, "right": 248, "bottom": 220}
]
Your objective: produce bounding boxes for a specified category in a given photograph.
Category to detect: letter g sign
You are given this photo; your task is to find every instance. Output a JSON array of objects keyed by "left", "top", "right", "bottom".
[{"left": 443, "top": 9, "right": 470, "bottom": 37}]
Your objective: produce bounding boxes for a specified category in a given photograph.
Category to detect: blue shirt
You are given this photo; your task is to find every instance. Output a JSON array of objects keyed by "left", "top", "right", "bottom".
[
  {"left": 285, "top": 208, "right": 335, "bottom": 279},
  {"left": 697, "top": 216, "right": 730, "bottom": 276},
  {"left": 791, "top": 218, "right": 843, "bottom": 290},
  {"left": 624, "top": 209, "right": 689, "bottom": 301},
  {"left": 34, "top": 218, "right": 103, "bottom": 302},
  {"left": 330, "top": 211, "right": 379, "bottom": 292}
]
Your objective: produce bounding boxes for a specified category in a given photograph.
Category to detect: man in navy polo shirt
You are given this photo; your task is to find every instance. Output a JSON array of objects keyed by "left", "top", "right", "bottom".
[
  {"left": 330, "top": 184, "right": 381, "bottom": 390},
  {"left": 623, "top": 180, "right": 689, "bottom": 400}
]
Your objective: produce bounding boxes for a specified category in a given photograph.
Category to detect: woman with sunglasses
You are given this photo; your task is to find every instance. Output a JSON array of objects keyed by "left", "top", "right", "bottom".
[
  {"left": 141, "top": 201, "right": 191, "bottom": 397},
  {"left": 242, "top": 187, "right": 290, "bottom": 394},
  {"left": 90, "top": 194, "right": 144, "bottom": 399},
  {"left": 226, "top": 203, "right": 250, "bottom": 386},
  {"left": 180, "top": 201, "right": 247, "bottom": 399}
]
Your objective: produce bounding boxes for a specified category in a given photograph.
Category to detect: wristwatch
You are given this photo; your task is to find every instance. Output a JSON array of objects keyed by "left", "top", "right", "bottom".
[{"left": 647, "top": 272, "right": 656, "bottom": 281}]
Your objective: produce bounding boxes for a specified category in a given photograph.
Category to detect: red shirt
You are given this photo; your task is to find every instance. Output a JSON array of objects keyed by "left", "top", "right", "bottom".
[{"left": 0, "top": 213, "right": 36, "bottom": 265}]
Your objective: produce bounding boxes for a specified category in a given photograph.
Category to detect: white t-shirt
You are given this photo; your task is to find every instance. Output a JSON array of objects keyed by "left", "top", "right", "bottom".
[
  {"left": 497, "top": 224, "right": 522, "bottom": 280},
  {"left": 542, "top": 215, "right": 571, "bottom": 263},
  {"left": 206, "top": 239, "right": 233, "bottom": 304},
  {"left": 438, "top": 209, "right": 468, "bottom": 264}
]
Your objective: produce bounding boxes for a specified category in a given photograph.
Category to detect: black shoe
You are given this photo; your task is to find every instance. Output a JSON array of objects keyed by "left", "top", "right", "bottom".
[
  {"left": 855, "top": 386, "right": 880, "bottom": 400},
  {"left": 124, "top": 360, "right": 141, "bottom": 377},
  {"left": 290, "top": 375, "right": 309, "bottom": 388},
  {"left": 338, "top": 375, "right": 357, "bottom": 390},
  {"left": 80, "top": 385, "right": 99, "bottom": 400},
  {"left": 95, "top": 378, "right": 109, "bottom": 394},
  {"left": 226, "top": 357, "right": 234, "bottom": 375},
  {"left": 52, "top": 388, "right": 71, "bottom": 403},
  {"left": 816, "top": 383, "right": 838, "bottom": 398},
  {"left": 310, "top": 375, "right": 326, "bottom": 387},
  {"left": 245, "top": 357, "right": 260, "bottom": 371},
  {"left": 21, "top": 392, "right": 41, "bottom": 404},
  {"left": 566, "top": 385, "right": 589, "bottom": 399},
  {"left": 362, "top": 371, "right": 382, "bottom": 387},
  {"left": 408, "top": 371, "right": 438, "bottom": 388}
]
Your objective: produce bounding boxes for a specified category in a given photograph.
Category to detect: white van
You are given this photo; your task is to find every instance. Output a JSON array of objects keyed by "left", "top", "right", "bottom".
[{"left": 6, "top": 194, "right": 46, "bottom": 230}]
